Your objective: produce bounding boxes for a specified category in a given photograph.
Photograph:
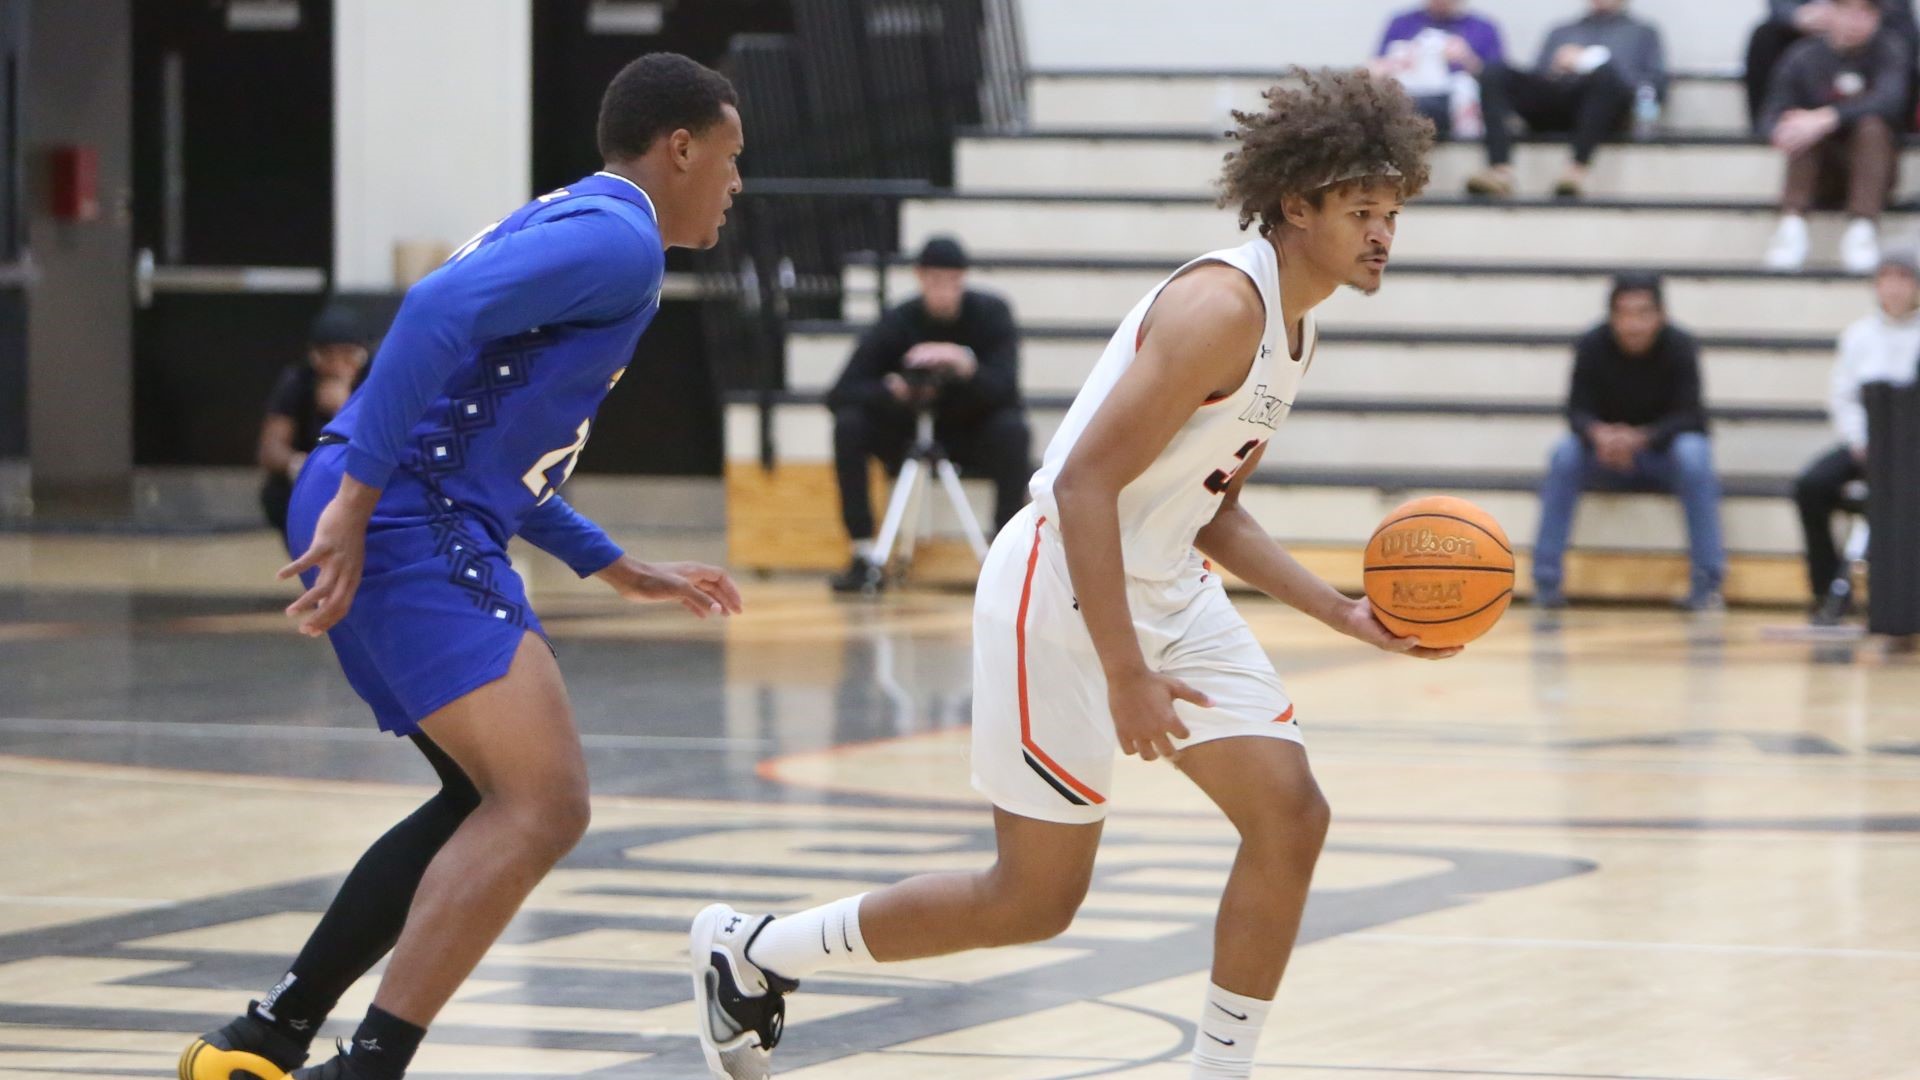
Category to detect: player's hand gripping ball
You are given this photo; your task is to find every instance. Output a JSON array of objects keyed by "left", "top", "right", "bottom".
[{"left": 1363, "top": 496, "right": 1514, "bottom": 648}]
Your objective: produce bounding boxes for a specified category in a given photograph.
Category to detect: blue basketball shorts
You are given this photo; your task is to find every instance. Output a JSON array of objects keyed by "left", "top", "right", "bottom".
[{"left": 287, "top": 444, "right": 545, "bottom": 736}]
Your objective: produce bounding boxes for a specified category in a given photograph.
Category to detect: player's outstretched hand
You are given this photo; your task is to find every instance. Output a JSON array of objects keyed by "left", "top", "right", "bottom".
[
  {"left": 597, "top": 557, "right": 744, "bottom": 619},
  {"left": 1108, "top": 667, "right": 1210, "bottom": 762},
  {"left": 279, "top": 489, "right": 374, "bottom": 638},
  {"left": 1333, "top": 596, "right": 1462, "bottom": 661}
]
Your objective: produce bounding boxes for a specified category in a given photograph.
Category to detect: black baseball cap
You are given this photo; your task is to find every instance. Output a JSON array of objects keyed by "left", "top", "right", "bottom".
[
  {"left": 308, "top": 304, "right": 369, "bottom": 348},
  {"left": 916, "top": 236, "right": 969, "bottom": 270}
]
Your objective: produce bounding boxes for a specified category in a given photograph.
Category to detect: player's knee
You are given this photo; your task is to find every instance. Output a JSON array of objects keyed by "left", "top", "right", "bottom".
[
  {"left": 496, "top": 780, "right": 591, "bottom": 861},
  {"left": 1239, "top": 784, "right": 1330, "bottom": 869},
  {"left": 997, "top": 888, "right": 1084, "bottom": 943},
  {"left": 984, "top": 864, "right": 1089, "bottom": 943}
]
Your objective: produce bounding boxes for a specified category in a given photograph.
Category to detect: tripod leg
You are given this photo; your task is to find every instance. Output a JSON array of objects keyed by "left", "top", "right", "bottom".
[
  {"left": 872, "top": 458, "right": 923, "bottom": 570},
  {"left": 900, "top": 456, "right": 932, "bottom": 565},
  {"left": 936, "top": 457, "right": 991, "bottom": 562}
]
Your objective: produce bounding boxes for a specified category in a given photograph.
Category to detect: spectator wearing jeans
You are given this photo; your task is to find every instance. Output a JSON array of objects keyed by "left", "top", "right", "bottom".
[
  {"left": 1368, "top": 0, "right": 1507, "bottom": 138},
  {"left": 1465, "top": 0, "right": 1666, "bottom": 200},
  {"left": 1745, "top": 0, "right": 1917, "bottom": 132},
  {"left": 827, "top": 237, "right": 1030, "bottom": 593},
  {"left": 1794, "top": 249, "right": 1920, "bottom": 624},
  {"left": 1533, "top": 275, "right": 1726, "bottom": 610},
  {"left": 1761, "top": 0, "right": 1912, "bottom": 274}
]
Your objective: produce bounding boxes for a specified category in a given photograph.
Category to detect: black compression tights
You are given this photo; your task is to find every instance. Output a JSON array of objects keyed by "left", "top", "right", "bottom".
[{"left": 250, "top": 734, "right": 481, "bottom": 1043}]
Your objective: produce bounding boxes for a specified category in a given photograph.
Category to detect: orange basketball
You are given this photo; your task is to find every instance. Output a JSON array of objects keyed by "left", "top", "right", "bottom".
[{"left": 1362, "top": 496, "right": 1514, "bottom": 648}]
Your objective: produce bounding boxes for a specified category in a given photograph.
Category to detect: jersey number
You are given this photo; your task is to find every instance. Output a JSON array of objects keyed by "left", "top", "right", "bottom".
[
  {"left": 523, "top": 420, "right": 591, "bottom": 504},
  {"left": 1203, "top": 439, "right": 1261, "bottom": 495}
]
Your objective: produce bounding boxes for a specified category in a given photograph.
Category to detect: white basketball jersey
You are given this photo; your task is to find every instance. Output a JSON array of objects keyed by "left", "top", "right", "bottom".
[{"left": 1029, "top": 237, "right": 1316, "bottom": 582}]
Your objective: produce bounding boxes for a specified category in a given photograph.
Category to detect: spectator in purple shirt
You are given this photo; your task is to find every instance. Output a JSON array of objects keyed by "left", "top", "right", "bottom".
[{"left": 1369, "top": 0, "right": 1507, "bottom": 138}]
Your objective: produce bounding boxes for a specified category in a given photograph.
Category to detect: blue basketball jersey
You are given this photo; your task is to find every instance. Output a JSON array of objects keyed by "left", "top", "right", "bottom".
[{"left": 321, "top": 171, "right": 666, "bottom": 575}]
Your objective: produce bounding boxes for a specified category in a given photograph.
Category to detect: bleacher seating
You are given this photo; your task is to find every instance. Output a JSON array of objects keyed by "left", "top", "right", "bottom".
[{"left": 725, "top": 71, "right": 1850, "bottom": 604}]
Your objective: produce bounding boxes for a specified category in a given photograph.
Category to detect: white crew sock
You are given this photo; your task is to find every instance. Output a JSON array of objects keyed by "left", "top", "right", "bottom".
[
  {"left": 744, "top": 893, "right": 873, "bottom": 981},
  {"left": 1189, "top": 982, "right": 1274, "bottom": 1079},
  {"left": 851, "top": 539, "right": 876, "bottom": 560}
]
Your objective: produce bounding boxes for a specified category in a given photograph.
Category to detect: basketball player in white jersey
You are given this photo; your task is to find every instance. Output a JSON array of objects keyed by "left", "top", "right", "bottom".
[{"left": 692, "top": 69, "right": 1448, "bottom": 1080}]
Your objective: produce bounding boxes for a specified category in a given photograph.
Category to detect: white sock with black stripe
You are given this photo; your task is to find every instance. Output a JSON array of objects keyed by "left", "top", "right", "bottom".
[
  {"left": 1190, "top": 982, "right": 1272, "bottom": 1079},
  {"left": 742, "top": 893, "right": 873, "bottom": 981}
]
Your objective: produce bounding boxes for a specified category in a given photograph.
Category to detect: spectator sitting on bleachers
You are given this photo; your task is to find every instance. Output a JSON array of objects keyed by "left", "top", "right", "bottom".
[
  {"left": 1745, "top": 0, "right": 1917, "bottom": 133},
  {"left": 1464, "top": 0, "right": 1666, "bottom": 200},
  {"left": 256, "top": 304, "right": 370, "bottom": 533},
  {"left": 826, "top": 237, "right": 1030, "bottom": 593},
  {"left": 1761, "top": 0, "right": 1911, "bottom": 274},
  {"left": 1532, "top": 274, "right": 1726, "bottom": 611},
  {"left": 1367, "top": 0, "right": 1506, "bottom": 138},
  {"left": 1794, "top": 248, "right": 1920, "bottom": 624}
]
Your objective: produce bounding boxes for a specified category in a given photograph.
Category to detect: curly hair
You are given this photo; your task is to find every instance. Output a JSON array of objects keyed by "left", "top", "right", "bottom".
[{"left": 1218, "top": 68, "right": 1435, "bottom": 235}]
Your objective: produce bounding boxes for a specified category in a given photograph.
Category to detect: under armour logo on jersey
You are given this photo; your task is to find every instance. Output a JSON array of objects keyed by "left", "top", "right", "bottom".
[
  {"left": 725, "top": 916, "right": 743, "bottom": 933},
  {"left": 1259, "top": 344, "right": 1273, "bottom": 359},
  {"left": 358, "top": 1038, "right": 381, "bottom": 1053},
  {"left": 1238, "top": 384, "right": 1289, "bottom": 429}
]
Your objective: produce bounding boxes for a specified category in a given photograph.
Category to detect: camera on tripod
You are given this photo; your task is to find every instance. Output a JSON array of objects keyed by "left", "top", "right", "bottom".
[{"left": 900, "top": 364, "right": 952, "bottom": 400}]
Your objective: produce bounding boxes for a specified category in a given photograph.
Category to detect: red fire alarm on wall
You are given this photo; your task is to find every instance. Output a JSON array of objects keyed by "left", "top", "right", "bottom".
[{"left": 49, "top": 145, "right": 100, "bottom": 223}]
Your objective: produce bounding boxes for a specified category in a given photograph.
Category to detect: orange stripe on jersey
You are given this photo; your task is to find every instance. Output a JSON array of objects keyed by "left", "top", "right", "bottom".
[
  {"left": 1016, "top": 515, "right": 1106, "bottom": 806},
  {"left": 1274, "top": 704, "right": 1296, "bottom": 724}
]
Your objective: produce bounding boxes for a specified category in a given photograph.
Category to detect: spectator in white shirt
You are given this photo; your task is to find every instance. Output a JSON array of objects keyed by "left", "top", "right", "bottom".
[{"left": 1793, "top": 247, "right": 1920, "bottom": 622}]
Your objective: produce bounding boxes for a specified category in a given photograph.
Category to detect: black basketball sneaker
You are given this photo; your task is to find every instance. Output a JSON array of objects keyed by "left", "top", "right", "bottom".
[{"left": 178, "top": 1011, "right": 308, "bottom": 1080}]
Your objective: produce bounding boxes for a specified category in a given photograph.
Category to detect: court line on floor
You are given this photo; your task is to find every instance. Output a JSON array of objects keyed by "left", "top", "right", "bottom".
[
  {"left": 0, "top": 896, "right": 172, "bottom": 911},
  {"left": 0, "top": 717, "right": 773, "bottom": 751},
  {"left": 1351, "top": 931, "right": 1920, "bottom": 961}
]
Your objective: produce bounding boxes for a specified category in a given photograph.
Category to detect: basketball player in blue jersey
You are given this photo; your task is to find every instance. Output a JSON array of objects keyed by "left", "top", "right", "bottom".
[
  {"left": 691, "top": 70, "right": 1443, "bottom": 1080},
  {"left": 180, "top": 54, "right": 745, "bottom": 1080}
]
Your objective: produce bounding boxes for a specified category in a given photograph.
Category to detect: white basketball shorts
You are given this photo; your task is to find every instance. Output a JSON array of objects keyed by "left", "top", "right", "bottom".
[{"left": 970, "top": 504, "right": 1302, "bottom": 825}]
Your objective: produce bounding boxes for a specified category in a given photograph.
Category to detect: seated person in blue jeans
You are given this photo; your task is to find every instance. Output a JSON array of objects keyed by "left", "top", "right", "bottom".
[{"left": 1533, "top": 274, "right": 1726, "bottom": 610}]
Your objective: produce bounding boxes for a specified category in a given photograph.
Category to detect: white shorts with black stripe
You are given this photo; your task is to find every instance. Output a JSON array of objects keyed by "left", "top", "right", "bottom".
[{"left": 969, "top": 504, "right": 1303, "bottom": 825}]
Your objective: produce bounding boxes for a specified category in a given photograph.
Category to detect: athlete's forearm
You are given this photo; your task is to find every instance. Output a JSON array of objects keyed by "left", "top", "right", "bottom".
[
  {"left": 520, "top": 493, "right": 624, "bottom": 578},
  {"left": 1195, "top": 504, "right": 1347, "bottom": 626},
  {"left": 1053, "top": 481, "right": 1148, "bottom": 678}
]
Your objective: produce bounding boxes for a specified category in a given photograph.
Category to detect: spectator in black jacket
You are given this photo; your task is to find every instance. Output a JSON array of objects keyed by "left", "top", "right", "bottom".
[
  {"left": 1761, "top": 0, "right": 1912, "bottom": 274},
  {"left": 1745, "top": 0, "right": 1917, "bottom": 131},
  {"left": 1532, "top": 274, "right": 1726, "bottom": 610},
  {"left": 827, "top": 237, "right": 1030, "bottom": 592},
  {"left": 257, "top": 305, "right": 371, "bottom": 532}
]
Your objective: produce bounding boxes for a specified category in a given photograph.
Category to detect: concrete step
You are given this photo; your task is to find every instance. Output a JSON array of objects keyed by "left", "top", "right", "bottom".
[
  {"left": 786, "top": 325, "right": 1834, "bottom": 407},
  {"left": 844, "top": 258, "right": 1869, "bottom": 336},
  {"left": 722, "top": 402, "right": 1804, "bottom": 556},
  {"left": 898, "top": 194, "right": 1908, "bottom": 269},
  {"left": 725, "top": 395, "right": 1821, "bottom": 482},
  {"left": 1028, "top": 72, "right": 1749, "bottom": 136},
  {"left": 956, "top": 132, "right": 1917, "bottom": 202}
]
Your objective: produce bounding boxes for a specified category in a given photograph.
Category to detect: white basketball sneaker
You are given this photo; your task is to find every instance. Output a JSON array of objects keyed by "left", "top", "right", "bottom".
[
  {"left": 1841, "top": 217, "right": 1880, "bottom": 275},
  {"left": 1764, "top": 214, "right": 1809, "bottom": 272},
  {"left": 689, "top": 904, "right": 796, "bottom": 1079}
]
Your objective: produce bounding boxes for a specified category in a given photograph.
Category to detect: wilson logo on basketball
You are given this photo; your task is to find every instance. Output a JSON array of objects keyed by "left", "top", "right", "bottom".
[
  {"left": 1392, "top": 580, "right": 1465, "bottom": 606},
  {"left": 1379, "top": 527, "right": 1478, "bottom": 560}
]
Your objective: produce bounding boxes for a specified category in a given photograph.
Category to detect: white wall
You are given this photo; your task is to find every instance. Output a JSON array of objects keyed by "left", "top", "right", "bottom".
[
  {"left": 334, "top": 0, "right": 531, "bottom": 290},
  {"left": 1022, "top": 0, "right": 1763, "bottom": 75}
]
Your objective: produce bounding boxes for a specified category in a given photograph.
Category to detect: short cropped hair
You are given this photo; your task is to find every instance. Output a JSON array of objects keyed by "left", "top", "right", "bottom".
[
  {"left": 1609, "top": 272, "right": 1665, "bottom": 311},
  {"left": 597, "top": 53, "right": 739, "bottom": 161},
  {"left": 1218, "top": 68, "right": 1434, "bottom": 235}
]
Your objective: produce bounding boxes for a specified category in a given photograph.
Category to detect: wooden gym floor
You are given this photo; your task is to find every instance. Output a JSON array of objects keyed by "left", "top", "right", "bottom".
[{"left": 2, "top": 531, "right": 1918, "bottom": 1079}]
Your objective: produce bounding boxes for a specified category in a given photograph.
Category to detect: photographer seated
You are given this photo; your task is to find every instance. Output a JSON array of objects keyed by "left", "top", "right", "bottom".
[
  {"left": 827, "top": 237, "right": 1030, "bottom": 593},
  {"left": 256, "top": 305, "right": 371, "bottom": 533}
]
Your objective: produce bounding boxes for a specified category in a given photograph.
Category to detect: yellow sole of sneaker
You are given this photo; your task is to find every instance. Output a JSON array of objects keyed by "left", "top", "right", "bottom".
[{"left": 178, "top": 1038, "right": 290, "bottom": 1080}]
